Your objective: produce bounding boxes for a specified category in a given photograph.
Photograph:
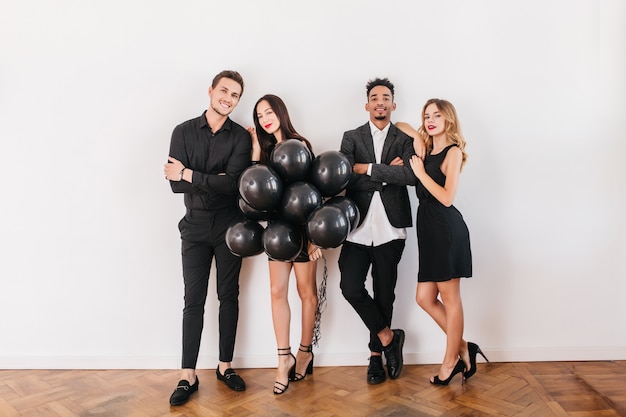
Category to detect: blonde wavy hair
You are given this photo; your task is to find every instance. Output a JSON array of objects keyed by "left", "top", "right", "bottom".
[{"left": 417, "top": 99, "right": 468, "bottom": 169}]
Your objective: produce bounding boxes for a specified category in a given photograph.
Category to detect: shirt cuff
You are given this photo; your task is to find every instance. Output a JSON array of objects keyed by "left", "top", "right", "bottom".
[{"left": 367, "top": 163, "right": 373, "bottom": 176}]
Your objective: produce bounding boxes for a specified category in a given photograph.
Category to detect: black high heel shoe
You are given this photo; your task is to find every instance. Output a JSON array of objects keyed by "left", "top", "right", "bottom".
[
  {"left": 430, "top": 359, "right": 466, "bottom": 386},
  {"left": 291, "top": 344, "right": 314, "bottom": 382},
  {"left": 464, "top": 342, "right": 489, "bottom": 381},
  {"left": 274, "top": 347, "right": 296, "bottom": 395}
]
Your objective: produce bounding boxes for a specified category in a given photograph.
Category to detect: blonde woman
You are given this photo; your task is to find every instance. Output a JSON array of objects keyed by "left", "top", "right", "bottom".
[{"left": 397, "top": 99, "right": 487, "bottom": 385}]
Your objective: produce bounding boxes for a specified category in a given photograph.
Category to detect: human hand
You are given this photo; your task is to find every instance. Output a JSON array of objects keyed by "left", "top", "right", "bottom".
[
  {"left": 409, "top": 155, "right": 425, "bottom": 178},
  {"left": 164, "top": 156, "right": 185, "bottom": 181},
  {"left": 308, "top": 245, "right": 322, "bottom": 261},
  {"left": 247, "top": 126, "right": 260, "bottom": 146},
  {"left": 353, "top": 163, "right": 369, "bottom": 175},
  {"left": 389, "top": 156, "right": 404, "bottom": 166}
]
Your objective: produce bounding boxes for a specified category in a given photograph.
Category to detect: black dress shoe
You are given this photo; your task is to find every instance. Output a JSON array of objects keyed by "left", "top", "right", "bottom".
[
  {"left": 383, "top": 329, "right": 405, "bottom": 379},
  {"left": 367, "top": 355, "right": 386, "bottom": 384},
  {"left": 216, "top": 367, "right": 246, "bottom": 391},
  {"left": 169, "top": 377, "right": 199, "bottom": 406}
]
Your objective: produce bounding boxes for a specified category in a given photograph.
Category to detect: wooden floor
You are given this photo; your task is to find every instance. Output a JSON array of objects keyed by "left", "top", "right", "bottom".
[{"left": 1, "top": 361, "right": 625, "bottom": 416}]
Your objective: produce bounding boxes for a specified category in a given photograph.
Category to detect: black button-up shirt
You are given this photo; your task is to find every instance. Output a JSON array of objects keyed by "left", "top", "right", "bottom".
[{"left": 168, "top": 111, "right": 251, "bottom": 211}]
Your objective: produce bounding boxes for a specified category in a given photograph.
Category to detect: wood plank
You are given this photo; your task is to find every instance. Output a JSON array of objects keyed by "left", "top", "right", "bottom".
[{"left": 0, "top": 362, "right": 623, "bottom": 416}]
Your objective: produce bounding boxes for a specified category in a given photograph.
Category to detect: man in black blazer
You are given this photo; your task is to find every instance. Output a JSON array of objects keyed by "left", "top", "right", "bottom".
[{"left": 338, "top": 77, "right": 420, "bottom": 384}]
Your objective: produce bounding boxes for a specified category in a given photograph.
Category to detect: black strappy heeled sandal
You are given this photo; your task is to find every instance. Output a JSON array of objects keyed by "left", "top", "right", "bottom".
[
  {"left": 430, "top": 359, "right": 466, "bottom": 386},
  {"left": 274, "top": 347, "right": 296, "bottom": 395},
  {"left": 291, "top": 344, "right": 314, "bottom": 382}
]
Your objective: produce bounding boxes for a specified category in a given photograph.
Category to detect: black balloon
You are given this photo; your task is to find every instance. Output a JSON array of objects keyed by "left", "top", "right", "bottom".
[
  {"left": 306, "top": 205, "right": 350, "bottom": 249},
  {"left": 309, "top": 151, "right": 352, "bottom": 197},
  {"left": 263, "top": 220, "right": 303, "bottom": 261},
  {"left": 270, "top": 139, "right": 312, "bottom": 183},
  {"left": 238, "top": 165, "right": 283, "bottom": 211},
  {"left": 238, "top": 197, "right": 276, "bottom": 221},
  {"left": 325, "top": 196, "right": 360, "bottom": 231},
  {"left": 225, "top": 220, "right": 265, "bottom": 257},
  {"left": 281, "top": 181, "right": 323, "bottom": 225}
]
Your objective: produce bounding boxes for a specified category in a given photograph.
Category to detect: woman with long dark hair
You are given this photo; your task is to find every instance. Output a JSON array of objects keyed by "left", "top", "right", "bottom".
[{"left": 247, "top": 94, "right": 321, "bottom": 394}]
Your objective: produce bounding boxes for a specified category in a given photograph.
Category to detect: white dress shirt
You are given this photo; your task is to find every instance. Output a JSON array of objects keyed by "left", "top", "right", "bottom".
[{"left": 347, "top": 121, "right": 407, "bottom": 246}]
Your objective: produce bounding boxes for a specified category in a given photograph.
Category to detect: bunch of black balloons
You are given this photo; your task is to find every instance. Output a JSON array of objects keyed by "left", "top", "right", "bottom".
[{"left": 226, "top": 139, "right": 360, "bottom": 261}]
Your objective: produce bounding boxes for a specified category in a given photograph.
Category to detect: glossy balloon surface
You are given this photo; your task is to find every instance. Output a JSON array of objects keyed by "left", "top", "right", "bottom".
[
  {"left": 281, "top": 181, "right": 323, "bottom": 225},
  {"left": 263, "top": 220, "right": 303, "bottom": 261},
  {"left": 238, "top": 197, "right": 276, "bottom": 221},
  {"left": 225, "top": 220, "right": 265, "bottom": 257},
  {"left": 270, "top": 139, "right": 312, "bottom": 183},
  {"left": 238, "top": 165, "right": 283, "bottom": 211},
  {"left": 309, "top": 151, "right": 352, "bottom": 197},
  {"left": 305, "top": 205, "right": 349, "bottom": 249},
  {"left": 325, "top": 196, "right": 360, "bottom": 231}
]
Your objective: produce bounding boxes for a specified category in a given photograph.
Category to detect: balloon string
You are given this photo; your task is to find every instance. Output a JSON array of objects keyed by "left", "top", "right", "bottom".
[{"left": 312, "top": 253, "right": 328, "bottom": 347}]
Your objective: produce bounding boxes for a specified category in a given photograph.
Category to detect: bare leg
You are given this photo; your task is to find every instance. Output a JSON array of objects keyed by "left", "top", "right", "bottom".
[
  {"left": 435, "top": 279, "right": 464, "bottom": 380},
  {"left": 293, "top": 260, "right": 317, "bottom": 376},
  {"left": 269, "top": 261, "right": 295, "bottom": 391},
  {"left": 416, "top": 280, "right": 469, "bottom": 378}
]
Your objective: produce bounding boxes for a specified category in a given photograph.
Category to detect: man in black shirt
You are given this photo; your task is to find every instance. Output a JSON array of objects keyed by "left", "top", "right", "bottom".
[{"left": 164, "top": 70, "right": 251, "bottom": 405}]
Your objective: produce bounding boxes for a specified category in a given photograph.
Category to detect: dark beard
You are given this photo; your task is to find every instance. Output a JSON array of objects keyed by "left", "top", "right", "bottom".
[{"left": 374, "top": 115, "right": 387, "bottom": 120}]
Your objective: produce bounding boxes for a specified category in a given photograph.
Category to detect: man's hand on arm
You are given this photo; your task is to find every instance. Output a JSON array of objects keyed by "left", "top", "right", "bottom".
[
  {"left": 164, "top": 156, "right": 192, "bottom": 182},
  {"left": 352, "top": 163, "right": 370, "bottom": 175},
  {"left": 389, "top": 157, "right": 404, "bottom": 166}
]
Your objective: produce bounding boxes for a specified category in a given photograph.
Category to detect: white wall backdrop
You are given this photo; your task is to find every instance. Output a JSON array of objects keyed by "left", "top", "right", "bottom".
[{"left": 1, "top": 0, "right": 625, "bottom": 369}]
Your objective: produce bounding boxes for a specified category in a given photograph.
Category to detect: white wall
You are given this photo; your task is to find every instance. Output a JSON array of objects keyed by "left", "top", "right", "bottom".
[{"left": 1, "top": 0, "right": 624, "bottom": 369}]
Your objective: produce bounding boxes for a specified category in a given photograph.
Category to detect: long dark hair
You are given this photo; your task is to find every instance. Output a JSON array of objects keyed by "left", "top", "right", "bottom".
[{"left": 252, "top": 94, "right": 314, "bottom": 164}]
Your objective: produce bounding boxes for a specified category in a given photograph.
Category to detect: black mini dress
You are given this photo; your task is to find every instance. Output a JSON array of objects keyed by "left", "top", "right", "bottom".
[{"left": 416, "top": 145, "right": 472, "bottom": 282}]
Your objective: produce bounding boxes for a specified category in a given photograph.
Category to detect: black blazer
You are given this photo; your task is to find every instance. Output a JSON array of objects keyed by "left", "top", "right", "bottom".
[{"left": 339, "top": 122, "right": 417, "bottom": 229}]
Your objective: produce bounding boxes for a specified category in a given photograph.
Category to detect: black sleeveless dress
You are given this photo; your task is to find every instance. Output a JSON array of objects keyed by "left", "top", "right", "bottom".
[{"left": 416, "top": 145, "right": 472, "bottom": 282}]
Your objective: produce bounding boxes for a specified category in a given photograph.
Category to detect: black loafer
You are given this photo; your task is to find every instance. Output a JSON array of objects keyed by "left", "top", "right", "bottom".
[
  {"left": 216, "top": 367, "right": 246, "bottom": 391},
  {"left": 383, "top": 329, "right": 405, "bottom": 379},
  {"left": 169, "top": 377, "right": 199, "bottom": 406},
  {"left": 367, "top": 355, "right": 386, "bottom": 384}
]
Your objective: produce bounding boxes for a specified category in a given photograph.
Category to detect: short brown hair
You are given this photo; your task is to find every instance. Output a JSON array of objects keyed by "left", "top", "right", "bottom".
[{"left": 211, "top": 70, "right": 245, "bottom": 97}]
